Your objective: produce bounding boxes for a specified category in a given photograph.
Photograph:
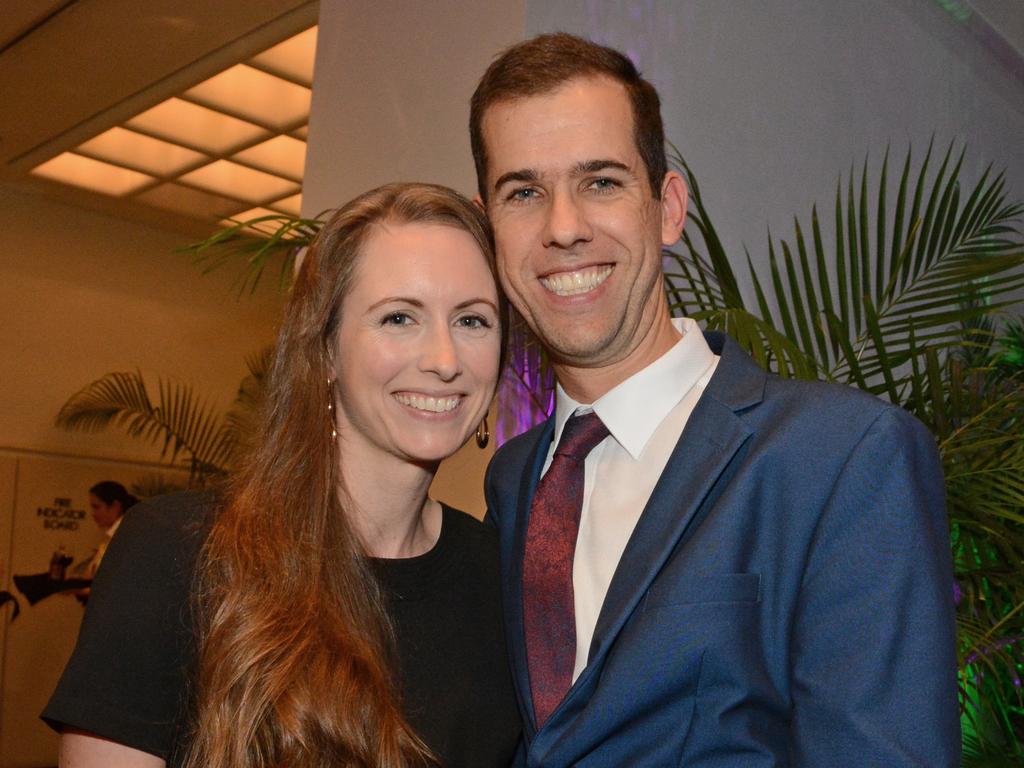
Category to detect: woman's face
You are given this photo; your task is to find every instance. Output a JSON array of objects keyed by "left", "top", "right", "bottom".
[
  {"left": 331, "top": 221, "right": 501, "bottom": 466},
  {"left": 88, "top": 494, "right": 121, "bottom": 529}
]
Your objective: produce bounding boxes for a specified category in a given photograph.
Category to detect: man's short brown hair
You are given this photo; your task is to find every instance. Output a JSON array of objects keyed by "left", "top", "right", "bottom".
[{"left": 470, "top": 32, "right": 667, "bottom": 202}]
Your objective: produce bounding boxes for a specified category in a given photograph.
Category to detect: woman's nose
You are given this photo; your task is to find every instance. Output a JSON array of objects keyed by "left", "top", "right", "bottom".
[{"left": 419, "top": 326, "right": 461, "bottom": 381}]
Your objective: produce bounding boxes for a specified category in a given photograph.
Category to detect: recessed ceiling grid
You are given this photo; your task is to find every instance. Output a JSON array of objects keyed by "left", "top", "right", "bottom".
[{"left": 30, "top": 26, "right": 317, "bottom": 225}]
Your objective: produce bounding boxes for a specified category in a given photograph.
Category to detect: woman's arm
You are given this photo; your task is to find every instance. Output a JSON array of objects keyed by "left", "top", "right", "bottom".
[{"left": 60, "top": 729, "right": 165, "bottom": 768}]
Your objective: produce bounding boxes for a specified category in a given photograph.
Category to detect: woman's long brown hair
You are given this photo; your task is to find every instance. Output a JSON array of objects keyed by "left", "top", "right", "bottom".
[{"left": 183, "top": 183, "right": 503, "bottom": 768}]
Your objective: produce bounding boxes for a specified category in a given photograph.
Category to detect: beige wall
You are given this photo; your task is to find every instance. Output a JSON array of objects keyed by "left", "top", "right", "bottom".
[
  {"left": 0, "top": 181, "right": 285, "bottom": 466},
  {"left": 304, "top": 0, "right": 525, "bottom": 212},
  {"left": 304, "top": 0, "right": 526, "bottom": 516}
]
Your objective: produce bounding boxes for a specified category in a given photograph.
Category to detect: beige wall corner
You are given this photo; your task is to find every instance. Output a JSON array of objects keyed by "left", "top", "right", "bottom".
[{"left": 302, "top": 0, "right": 526, "bottom": 214}]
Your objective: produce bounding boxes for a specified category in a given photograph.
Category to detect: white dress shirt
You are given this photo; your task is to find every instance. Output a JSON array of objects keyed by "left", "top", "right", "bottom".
[
  {"left": 86, "top": 514, "right": 124, "bottom": 578},
  {"left": 541, "top": 317, "right": 719, "bottom": 681}
]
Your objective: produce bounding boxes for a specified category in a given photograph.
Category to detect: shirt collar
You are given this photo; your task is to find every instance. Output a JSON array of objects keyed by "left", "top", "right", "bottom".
[
  {"left": 552, "top": 317, "right": 717, "bottom": 459},
  {"left": 105, "top": 515, "right": 124, "bottom": 539}
]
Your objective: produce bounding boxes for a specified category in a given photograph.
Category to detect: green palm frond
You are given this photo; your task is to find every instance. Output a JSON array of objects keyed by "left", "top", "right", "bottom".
[
  {"left": 962, "top": 724, "right": 1024, "bottom": 767},
  {"left": 129, "top": 473, "right": 187, "bottom": 499},
  {"left": 181, "top": 213, "right": 327, "bottom": 295},
  {"left": 56, "top": 371, "right": 233, "bottom": 479},
  {"left": 668, "top": 141, "right": 1024, "bottom": 399}
]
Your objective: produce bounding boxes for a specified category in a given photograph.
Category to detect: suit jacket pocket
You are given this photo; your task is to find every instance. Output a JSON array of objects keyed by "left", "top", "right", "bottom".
[{"left": 644, "top": 572, "right": 760, "bottom": 611}]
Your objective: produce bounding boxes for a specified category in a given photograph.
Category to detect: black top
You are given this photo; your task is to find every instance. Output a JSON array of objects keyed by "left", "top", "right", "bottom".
[{"left": 43, "top": 492, "right": 521, "bottom": 767}]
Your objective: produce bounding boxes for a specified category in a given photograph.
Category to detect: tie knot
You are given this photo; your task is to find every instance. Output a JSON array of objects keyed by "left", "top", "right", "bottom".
[{"left": 554, "top": 411, "right": 609, "bottom": 461}]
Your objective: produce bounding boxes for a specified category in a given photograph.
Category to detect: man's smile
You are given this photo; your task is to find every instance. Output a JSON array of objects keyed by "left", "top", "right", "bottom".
[{"left": 539, "top": 264, "right": 613, "bottom": 297}]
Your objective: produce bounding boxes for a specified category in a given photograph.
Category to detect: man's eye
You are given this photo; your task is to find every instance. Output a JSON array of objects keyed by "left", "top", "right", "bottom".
[
  {"left": 381, "top": 312, "right": 412, "bottom": 326},
  {"left": 507, "top": 187, "right": 538, "bottom": 202},
  {"left": 590, "top": 177, "right": 619, "bottom": 192}
]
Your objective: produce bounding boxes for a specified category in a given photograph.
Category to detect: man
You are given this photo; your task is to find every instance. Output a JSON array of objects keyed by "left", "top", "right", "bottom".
[{"left": 473, "top": 33, "right": 959, "bottom": 766}]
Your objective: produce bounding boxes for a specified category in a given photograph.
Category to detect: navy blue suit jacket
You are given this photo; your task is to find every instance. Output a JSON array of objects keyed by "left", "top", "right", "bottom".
[{"left": 485, "top": 332, "right": 959, "bottom": 766}]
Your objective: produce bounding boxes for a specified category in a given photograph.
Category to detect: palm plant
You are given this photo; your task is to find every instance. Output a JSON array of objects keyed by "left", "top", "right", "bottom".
[
  {"left": 186, "top": 212, "right": 322, "bottom": 295},
  {"left": 56, "top": 350, "right": 272, "bottom": 482},
  {"left": 667, "top": 140, "right": 1024, "bottom": 761}
]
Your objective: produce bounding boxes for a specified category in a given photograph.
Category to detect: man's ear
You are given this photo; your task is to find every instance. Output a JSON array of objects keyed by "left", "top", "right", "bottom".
[
  {"left": 473, "top": 194, "right": 486, "bottom": 213},
  {"left": 659, "top": 171, "right": 688, "bottom": 247}
]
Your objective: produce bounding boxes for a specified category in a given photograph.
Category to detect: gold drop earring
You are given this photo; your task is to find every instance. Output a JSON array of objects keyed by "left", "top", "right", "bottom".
[
  {"left": 327, "top": 378, "right": 337, "bottom": 440},
  {"left": 475, "top": 414, "right": 489, "bottom": 449}
]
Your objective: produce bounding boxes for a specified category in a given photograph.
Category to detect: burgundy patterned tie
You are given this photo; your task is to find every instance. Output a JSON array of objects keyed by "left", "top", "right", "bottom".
[{"left": 522, "top": 410, "right": 610, "bottom": 727}]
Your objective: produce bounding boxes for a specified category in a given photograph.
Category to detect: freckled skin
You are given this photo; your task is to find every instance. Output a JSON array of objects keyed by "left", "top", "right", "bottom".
[{"left": 480, "top": 76, "right": 688, "bottom": 401}]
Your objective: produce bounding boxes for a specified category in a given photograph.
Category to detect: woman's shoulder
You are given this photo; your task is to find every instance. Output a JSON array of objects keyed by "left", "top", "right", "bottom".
[
  {"left": 102, "top": 489, "right": 217, "bottom": 590},
  {"left": 439, "top": 504, "right": 496, "bottom": 545},
  {"left": 119, "top": 489, "right": 216, "bottom": 547},
  {"left": 124, "top": 489, "right": 217, "bottom": 529}
]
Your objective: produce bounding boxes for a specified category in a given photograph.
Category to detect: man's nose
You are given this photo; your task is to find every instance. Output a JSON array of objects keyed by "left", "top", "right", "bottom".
[{"left": 542, "top": 190, "right": 593, "bottom": 249}]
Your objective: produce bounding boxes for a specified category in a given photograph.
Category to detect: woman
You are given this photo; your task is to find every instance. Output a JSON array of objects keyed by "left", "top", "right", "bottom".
[
  {"left": 44, "top": 183, "right": 521, "bottom": 767},
  {"left": 84, "top": 481, "right": 138, "bottom": 576}
]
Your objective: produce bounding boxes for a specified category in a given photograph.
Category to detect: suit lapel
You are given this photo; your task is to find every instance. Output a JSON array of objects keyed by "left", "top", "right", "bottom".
[
  {"left": 554, "top": 333, "right": 767, "bottom": 724},
  {"left": 508, "top": 417, "right": 555, "bottom": 733},
  {"left": 586, "top": 396, "right": 751, "bottom": 668}
]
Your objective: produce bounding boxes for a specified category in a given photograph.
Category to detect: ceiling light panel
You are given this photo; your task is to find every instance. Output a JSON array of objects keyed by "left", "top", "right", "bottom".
[
  {"left": 31, "top": 153, "right": 154, "bottom": 196},
  {"left": 233, "top": 135, "right": 306, "bottom": 180},
  {"left": 77, "top": 127, "right": 207, "bottom": 176},
  {"left": 250, "top": 26, "right": 318, "bottom": 86},
  {"left": 29, "top": 25, "right": 318, "bottom": 224},
  {"left": 185, "top": 64, "right": 312, "bottom": 130},
  {"left": 271, "top": 193, "right": 303, "bottom": 217},
  {"left": 180, "top": 159, "right": 299, "bottom": 204},
  {"left": 126, "top": 98, "right": 268, "bottom": 155}
]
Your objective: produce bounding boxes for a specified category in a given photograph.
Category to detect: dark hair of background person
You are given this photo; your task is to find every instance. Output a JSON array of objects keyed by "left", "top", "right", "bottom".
[
  {"left": 87, "top": 481, "right": 138, "bottom": 514},
  {"left": 183, "top": 183, "right": 504, "bottom": 768},
  {"left": 469, "top": 32, "right": 667, "bottom": 202}
]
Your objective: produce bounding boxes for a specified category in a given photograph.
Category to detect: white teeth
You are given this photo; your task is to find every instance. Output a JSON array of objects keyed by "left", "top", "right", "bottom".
[
  {"left": 540, "top": 265, "right": 612, "bottom": 296},
  {"left": 394, "top": 394, "right": 461, "bottom": 413}
]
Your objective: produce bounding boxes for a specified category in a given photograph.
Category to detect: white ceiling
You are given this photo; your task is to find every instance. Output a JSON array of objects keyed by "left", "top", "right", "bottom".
[{"left": 0, "top": 0, "right": 319, "bottom": 232}]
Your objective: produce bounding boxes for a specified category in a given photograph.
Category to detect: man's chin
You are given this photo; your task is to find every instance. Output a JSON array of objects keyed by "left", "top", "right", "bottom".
[{"left": 540, "top": 331, "right": 621, "bottom": 369}]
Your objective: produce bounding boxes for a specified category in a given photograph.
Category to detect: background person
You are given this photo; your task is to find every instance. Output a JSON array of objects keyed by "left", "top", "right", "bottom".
[
  {"left": 84, "top": 480, "right": 138, "bottom": 577},
  {"left": 43, "top": 183, "right": 521, "bottom": 768}
]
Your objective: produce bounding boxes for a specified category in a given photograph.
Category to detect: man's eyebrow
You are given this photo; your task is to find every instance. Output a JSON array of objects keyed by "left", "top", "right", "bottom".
[
  {"left": 492, "top": 169, "right": 539, "bottom": 193},
  {"left": 574, "top": 159, "right": 630, "bottom": 175}
]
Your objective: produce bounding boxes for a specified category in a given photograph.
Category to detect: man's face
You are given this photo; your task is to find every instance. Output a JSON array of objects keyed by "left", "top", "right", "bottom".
[{"left": 480, "top": 76, "right": 685, "bottom": 373}]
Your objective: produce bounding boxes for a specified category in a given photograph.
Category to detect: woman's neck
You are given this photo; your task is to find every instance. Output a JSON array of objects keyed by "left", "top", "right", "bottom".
[{"left": 338, "top": 444, "right": 442, "bottom": 559}]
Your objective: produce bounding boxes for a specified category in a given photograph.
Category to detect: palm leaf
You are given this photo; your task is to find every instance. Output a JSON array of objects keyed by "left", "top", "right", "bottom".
[
  {"left": 56, "top": 371, "right": 232, "bottom": 479},
  {"left": 669, "top": 142, "right": 1024, "bottom": 394},
  {"left": 181, "top": 213, "right": 327, "bottom": 295}
]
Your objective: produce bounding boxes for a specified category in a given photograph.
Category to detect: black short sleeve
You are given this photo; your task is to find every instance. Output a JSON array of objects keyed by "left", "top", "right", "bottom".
[{"left": 41, "top": 492, "right": 209, "bottom": 759}]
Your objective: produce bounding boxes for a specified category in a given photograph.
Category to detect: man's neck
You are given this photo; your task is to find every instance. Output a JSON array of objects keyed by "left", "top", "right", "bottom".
[{"left": 554, "top": 315, "right": 683, "bottom": 404}]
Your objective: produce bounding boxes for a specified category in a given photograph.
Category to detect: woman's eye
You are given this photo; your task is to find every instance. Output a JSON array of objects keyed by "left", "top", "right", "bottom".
[
  {"left": 381, "top": 312, "right": 412, "bottom": 326},
  {"left": 456, "top": 315, "right": 491, "bottom": 330}
]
